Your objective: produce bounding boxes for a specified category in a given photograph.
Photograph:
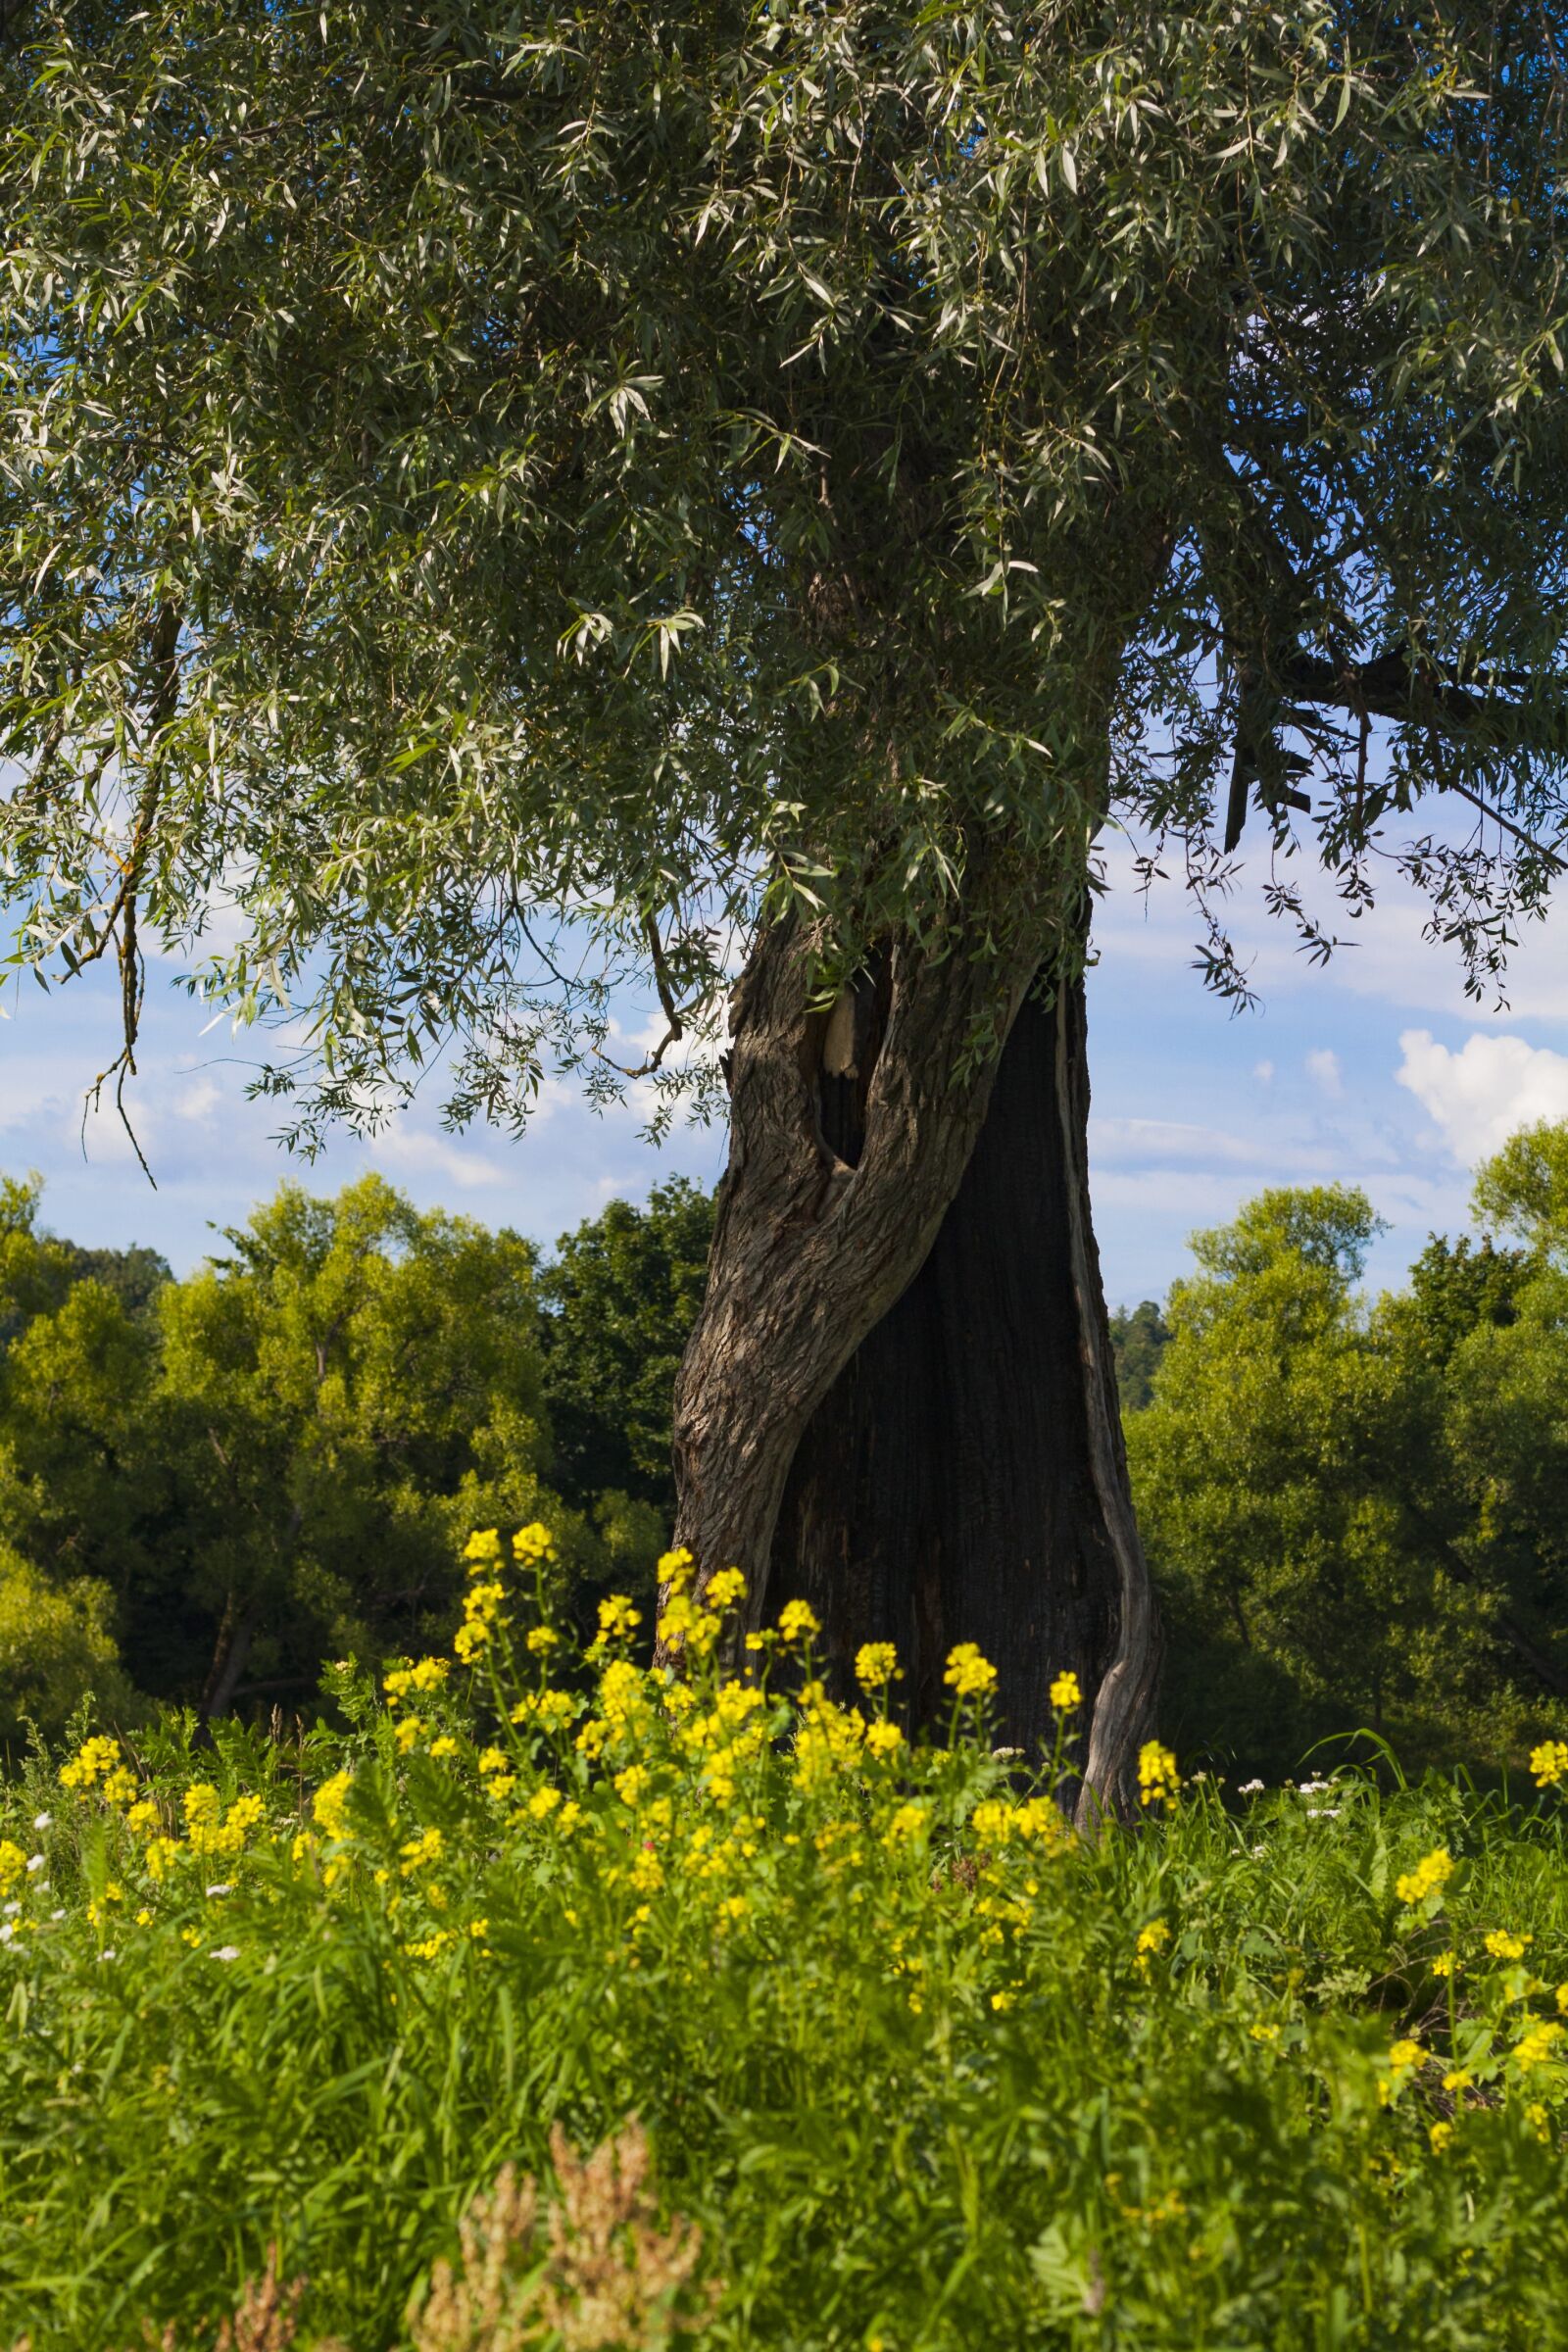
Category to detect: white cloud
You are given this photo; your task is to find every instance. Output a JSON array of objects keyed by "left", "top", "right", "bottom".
[
  {"left": 1396, "top": 1030, "right": 1568, "bottom": 1164},
  {"left": 1253, "top": 1059, "right": 1274, "bottom": 1083},
  {"left": 1305, "top": 1048, "right": 1343, "bottom": 1097},
  {"left": 371, "top": 1130, "right": 511, "bottom": 1192}
]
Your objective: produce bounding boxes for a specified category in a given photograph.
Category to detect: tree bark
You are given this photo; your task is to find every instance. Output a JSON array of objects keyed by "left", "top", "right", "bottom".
[{"left": 668, "top": 888, "right": 1159, "bottom": 1818}]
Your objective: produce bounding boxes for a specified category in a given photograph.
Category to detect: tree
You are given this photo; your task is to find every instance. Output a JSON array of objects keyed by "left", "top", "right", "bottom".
[
  {"left": 1108, "top": 1302, "right": 1170, "bottom": 1415},
  {"left": 538, "top": 1180, "right": 715, "bottom": 1521},
  {"left": 1131, "top": 1184, "right": 1563, "bottom": 1777},
  {"left": 7, "top": 4, "right": 1568, "bottom": 1802},
  {"left": 0, "top": 1175, "right": 576, "bottom": 1713}
]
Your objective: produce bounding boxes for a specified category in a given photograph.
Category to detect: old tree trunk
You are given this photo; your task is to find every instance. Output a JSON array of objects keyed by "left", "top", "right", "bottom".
[{"left": 668, "top": 869, "right": 1158, "bottom": 1817}]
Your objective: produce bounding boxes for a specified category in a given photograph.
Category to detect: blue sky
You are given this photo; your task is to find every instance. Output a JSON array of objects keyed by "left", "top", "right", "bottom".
[{"left": 3, "top": 835, "right": 1566, "bottom": 1306}]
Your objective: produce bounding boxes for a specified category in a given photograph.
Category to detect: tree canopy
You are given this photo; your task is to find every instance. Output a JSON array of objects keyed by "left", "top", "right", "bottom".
[{"left": 4, "top": 2, "right": 1568, "bottom": 1140}]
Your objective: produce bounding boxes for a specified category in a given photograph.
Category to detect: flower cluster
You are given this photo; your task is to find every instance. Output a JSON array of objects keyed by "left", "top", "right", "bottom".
[
  {"left": 1396, "top": 1847, "right": 1454, "bottom": 1906},
  {"left": 1137, "top": 1740, "right": 1181, "bottom": 1808}
]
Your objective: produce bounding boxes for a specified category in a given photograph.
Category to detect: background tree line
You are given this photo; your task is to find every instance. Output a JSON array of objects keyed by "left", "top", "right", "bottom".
[{"left": 4, "top": 1127, "right": 1567, "bottom": 1781}]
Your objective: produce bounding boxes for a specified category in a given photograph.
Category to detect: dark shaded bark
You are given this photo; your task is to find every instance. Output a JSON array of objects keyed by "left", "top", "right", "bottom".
[
  {"left": 767, "top": 968, "right": 1155, "bottom": 1782},
  {"left": 667, "top": 892, "right": 1159, "bottom": 1818}
]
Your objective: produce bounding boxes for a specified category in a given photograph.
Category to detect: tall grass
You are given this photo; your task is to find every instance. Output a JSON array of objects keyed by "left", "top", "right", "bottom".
[{"left": 0, "top": 1535, "right": 1564, "bottom": 2349}]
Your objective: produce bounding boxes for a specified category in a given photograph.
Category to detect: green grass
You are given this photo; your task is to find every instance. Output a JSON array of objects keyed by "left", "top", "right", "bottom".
[{"left": 0, "top": 1544, "right": 1565, "bottom": 2349}]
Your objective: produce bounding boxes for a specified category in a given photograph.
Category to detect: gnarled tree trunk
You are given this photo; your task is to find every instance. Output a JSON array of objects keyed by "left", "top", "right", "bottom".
[{"left": 668, "top": 881, "right": 1159, "bottom": 1818}]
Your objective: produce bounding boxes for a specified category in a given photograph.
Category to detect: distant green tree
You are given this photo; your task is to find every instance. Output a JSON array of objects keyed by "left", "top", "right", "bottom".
[
  {"left": 0, "top": 1174, "right": 170, "bottom": 1350},
  {"left": 538, "top": 1180, "right": 713, "bottom": 1520},
  {"left": 1129, "top": 1187, "right": 1538, "bottom": 1779},
  {"left": 0, "top": 1175, "right": 594, "bottom": 1715},
  {"left": 1109, "top": 1300, "right": 1170, "bottom": 1413},
  {"left": 0, "top": 1541, "right": 137, "bottom": 1760}
]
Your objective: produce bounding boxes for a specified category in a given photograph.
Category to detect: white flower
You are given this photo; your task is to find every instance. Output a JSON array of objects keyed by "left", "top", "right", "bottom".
[
  {"left": 1250, "top": 1844, "right": 1267, "bottom": 1859},
  {"left": 0, "top": 1925, "right": 13, "bottom": 1945},
  {"left": 1239, "top": 1779, "right": 1265, "bottom": 1795},
  {"left": 31, "top": 1812, "right": 51, "bottom": 1832},
  {"left": 98, "top": 1949, "right": 117, "bottom": 1963},
  {"left": 210, "top": 1944, "right": 240, "bottom": 1962},
  {"left": 1, "top": 1901, "right": 18, "bottom": 1918},
  {"left": 24, "top": 1854, "right": 44, "bottom": 1874},
  {"left": 50, "top": 1908, "right": 65, "bottom": 1921},
  {"left": 205, "top": 1883, "right": 233, "bottom": 1898}
]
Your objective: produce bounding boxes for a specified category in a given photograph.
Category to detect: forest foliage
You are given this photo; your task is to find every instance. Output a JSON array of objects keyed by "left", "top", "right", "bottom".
[{"left": 4, "top": 1128, "right": 1568, "bottom": 1782}]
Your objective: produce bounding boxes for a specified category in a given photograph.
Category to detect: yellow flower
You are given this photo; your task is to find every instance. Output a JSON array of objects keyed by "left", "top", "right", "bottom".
[
  {"left": 1250, "top": 2023, "right": 1281, "bottom": 2045},
  {"left": 706, "top": 1567, "right": 747, "bottom": 1612},
  {"left": 59, "top": 1734, "right": 123, "bottom": 1792},
  {"left": 102, "top": 1765, "right": 138, "bottom": 1806},
  {"left": 991, "top": 1990, "right": 1015, "bottom": 2011},
  {"left": 125, "top": 1799, "right": 160, "bottom": 1837},
  {"left": 146, "top": 1838, "right": 180, "bottom": 1883},
  {"left": 864, "top": 1720, "right": 905, "bottom": 1760},
  {"left": 1049, "top": 1669, "right": 1082, "bottom": 1711},
  {"left": 135, "top": 1908, "right": 152, "bottom": 1927},
  {"left": 855, "top": 1642, "right": 899, "bottom": 1690},
  {"left": 525, "top": 1626, "right": 561, "bottom": 1654},
  {"left": 313, "top": 1770, "right": 354, "bottom": 1842},
  {"left": 1387, "top": 2038, "right": 1423, "bottom": 2072},
  {"left": 1485, "top": 1930, "right": 1532, "bottom": 1961},
  {"left": 477, "top": 1747, "right": 509, "bottom": 1776},
  {"left": 429, "top": 1736, "right": 460, "bottom": 1760},
  {"left": 657, "top": 1545, "right": 696, "bottom": 1592},
  {"left": 614, "top": 1765, "right": 651, "bottom": 1808},
  {"left": 0, "top": 1841, "right": 27, "bottom": 1890},
  {"left": 884, "top": 1802, "right": 931, "bottom": 1851},
  {"left": 1137, "top": 1920, "right": 1171, "bottom": 1957},
  {"left": 1443, "top": 2068, "right": 1472, "bottom": 2092},
  {"left": 1429, "top": 2120, "right": 1455, "bottom": 2153},
  {"left": 1557, "top": 1984, "right": 1568, "bottom": 2016},
  {"left": 1431, "top": 1952, "right": 1459, "bottom": 1979},
  {"left": 526, "top": 1786, "right": 563, "bottom": 1821},
  {"left": 395, "top": 1716, "right": 426, "bottom": 1754},
  {"left": 1512, "top": 2021, "right": 1563, "bottom": 2073},
  {"left": 512, "top": 1688, "right": 577, "bottom": 1733},
  {"left": 944, "top": 1642, "right": 998, "bottom": 1700},
  {"left": 1395, "top": 1847, "right": 1454, "bottom": 1906},
  {"left": 513, "top": 1521, "right": 557, "bottom": 1565},
  {"left": 399, "top": 1826, "right": 444, "bottom": 1876},
  {"left": 1137, "top": 1740, "right": 1180, "bottom": 1807},
  {"left": 1528, "top": 1738, "right": 1568, "bottom": 1789},
  {"left": 778, "top": 1599, "right": 821, "bottom": 1644},
  {"left": 597, "top": 1593, "right": 643, "bottom": 1641},
  {"left": 463, "top": 1529, "right": 503, "bottom": 1568}
]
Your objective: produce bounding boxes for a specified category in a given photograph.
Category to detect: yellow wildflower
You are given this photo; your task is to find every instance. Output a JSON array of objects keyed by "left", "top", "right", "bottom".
[
  {"left": 657, "top": 1546, "right": 696, "bottom": 1592},
  {"left": 778, "top": 1598, "right": 821, "bottom": 1643},
  {"left": 313, "top": 1771, "right": 354, "bottom": 1842},
  {"left": 1395, "top": 1848, "right": 1454, "bottom": 1906},
  {"left": 1431, "top": 1952, "right": 1459, "bottom": 1979},
  {"left": 429, "top": 1736, "right": 460, "bottom": 1760},
  {"left": 525, "top": 1626, "right": 561, "bottom": 1655},
  {"left": 1528, "top": 1738, "right": 1568, "bottom": 1789},
  {"left": 706, "top": 1567, "right": 747, "bottom": 1612},
  {"left": 59, "top": 1735, "right": 122, "bottom": 1792},
  {"left": 1388, "top": 2038, "right": 1423, "bottom": 2071},
  {"left": 1429, "top": 2121, "right": 1455, "bottom": 2153},
  {"left": 526, "top": 1786, "right": 563, "bottom": 1821},
  {"left": 1485, "top": 1931, "right": 1532, "bottom": 1961},
  {"left": 512, "top": 1688, "right": 577, "bottom": 1733},
  {"left": 884, "top": 1802, "right": 931, "bottom": 1850},
  {"left": 864, "top": 1720, "right": 905, "bottom": 1760},
  {"left": 395, "top": 1716, "right": 426, "bottom": 1754},
  {"left": 944, "top": 1642, "right": 998, "bottom": 1700},
  {"left": 513, "top": 1521, "right": 557, "bottom": 1565},
  {"left": 1250, "top": 2023, "right": 1281, "bottom": 2046},
  {"left": 614, "top": 1765, "right": 651, "bottom": 1808},
  {"left": 125, "top": 1799, "right": 160, "bottom": 1837},
  {"left": 463, "top": 1529, "right": 503, "bottom": 1569},
  {"left": 0, "top": 1841, "right": 26, "bottom": 1890},
  {"left": 1512, "top": 2021, "right": 1563, "bottom": 2072},
  {"left": 399, "top": 1826, "right": 444, "bottom": 1876},
  {"left": 855, "top": 1642, "right": 899, "bottom": 1690},
  {"left": 1137, "top": 1920, "right": 1171, "bottom": 1957},
  {"left": 1049, "top": 1669, "right": 1082, "bottom": 1711},
  {"left": 102, "top": 1766, "right": 138, "bottom": 1806},
  {"left": 1137, "top": 1740, "right": 1181, "bottom": 1807},
  {"left": 597, "top": 1593, "right": 643, "bottom": 1641},
  {"left": 477, "top": 1747, "right": 509, "bottom": 1776}
]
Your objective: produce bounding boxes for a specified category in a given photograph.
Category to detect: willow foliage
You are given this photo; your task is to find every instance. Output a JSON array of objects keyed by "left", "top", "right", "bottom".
[{"left": 4, "top": 2, "right": 1568, "bottom": 1139}]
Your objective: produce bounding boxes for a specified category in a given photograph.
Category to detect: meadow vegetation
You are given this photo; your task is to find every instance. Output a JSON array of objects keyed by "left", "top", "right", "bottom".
[{"left": 0, "top": 1535, "right": 1565, "bottom": 2348}]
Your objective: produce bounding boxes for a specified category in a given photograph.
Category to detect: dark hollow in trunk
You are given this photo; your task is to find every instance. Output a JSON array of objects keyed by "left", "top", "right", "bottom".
[{"left": 766, "top": 972, "right": 1146, "bottom": 1765}]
